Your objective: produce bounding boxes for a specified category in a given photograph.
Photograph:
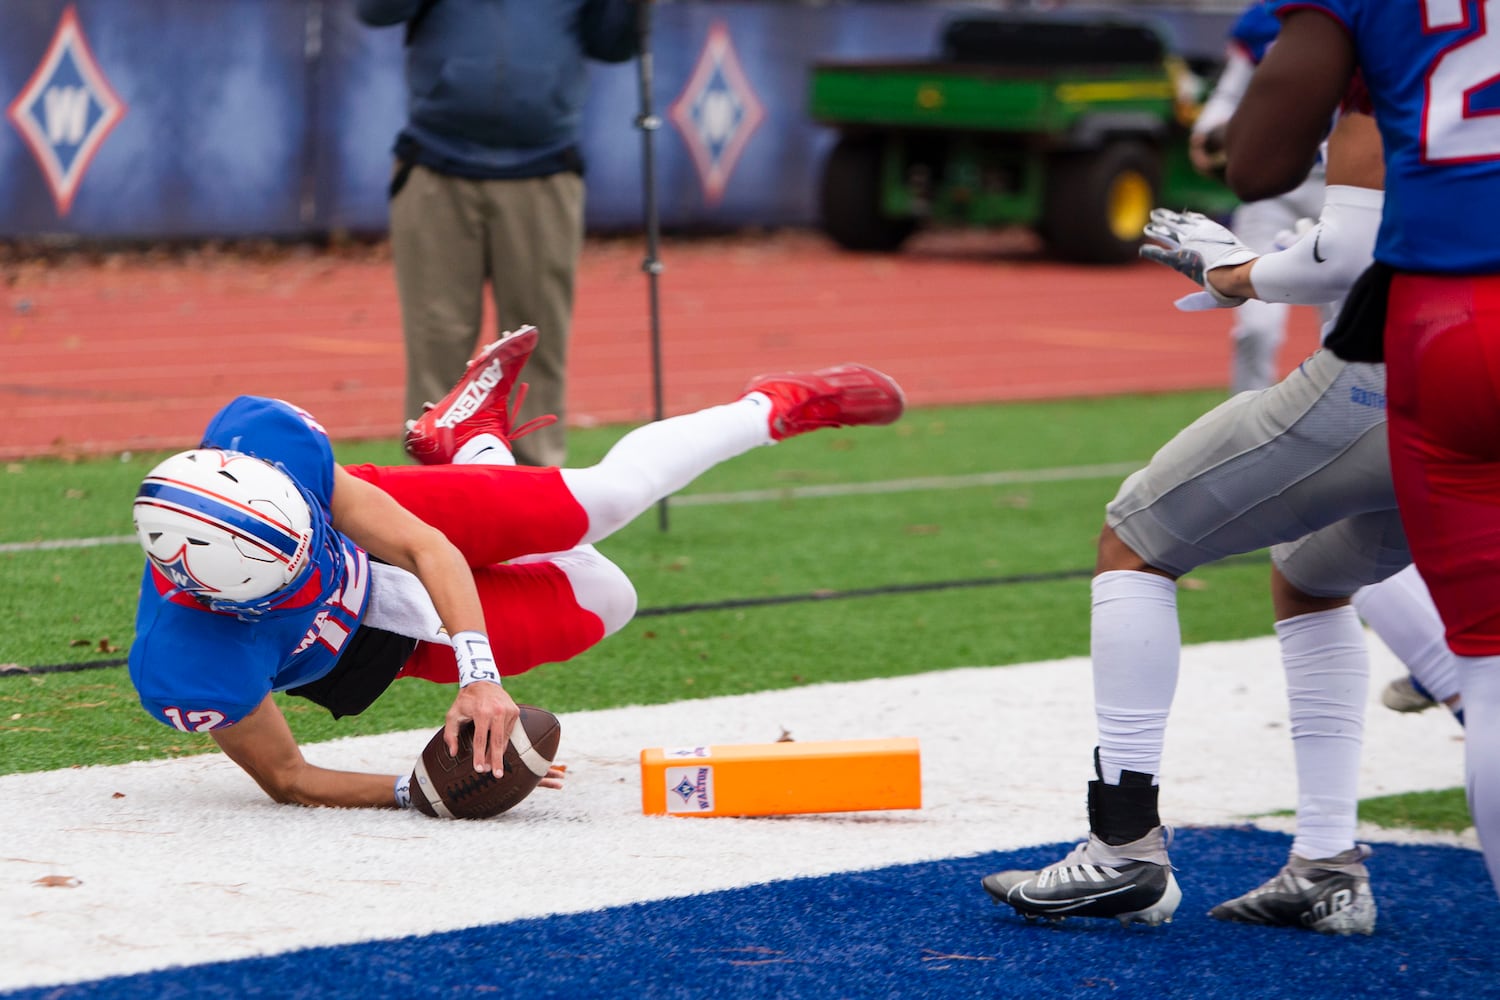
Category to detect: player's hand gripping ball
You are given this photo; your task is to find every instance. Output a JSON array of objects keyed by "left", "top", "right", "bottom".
[{"left": 408, "top": 705, "right": 561, "bottom": 819}]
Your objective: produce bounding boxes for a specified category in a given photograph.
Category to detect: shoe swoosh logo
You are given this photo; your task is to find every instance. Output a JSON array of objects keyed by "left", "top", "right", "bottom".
[
  {"left": 1312, "top": 231, "right": 1327, "bottom": 263},
  {"left": 1009, "top": 882, "right": 1137, "bottom": 912}
]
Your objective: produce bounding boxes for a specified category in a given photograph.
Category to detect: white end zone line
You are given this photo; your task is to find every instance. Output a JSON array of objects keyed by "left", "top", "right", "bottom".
[
  {"left": 0, "top": 634, "right": 1469, "bottom": 992},
  {"left": 0, "top": 462, "right": 1143, "bottom": 555}
]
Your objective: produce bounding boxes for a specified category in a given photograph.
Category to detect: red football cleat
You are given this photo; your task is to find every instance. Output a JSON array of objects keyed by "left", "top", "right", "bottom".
[
  {"left": 404, "top": 326, "right": 557, "bottom": 465},
  {"left": 741, "top": 363, "right": 905, "bottom": 441}
]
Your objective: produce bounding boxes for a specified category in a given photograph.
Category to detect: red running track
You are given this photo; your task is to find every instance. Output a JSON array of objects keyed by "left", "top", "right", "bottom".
[{"left": 0, "top": 229, "right": 1321, "bottom": 460}]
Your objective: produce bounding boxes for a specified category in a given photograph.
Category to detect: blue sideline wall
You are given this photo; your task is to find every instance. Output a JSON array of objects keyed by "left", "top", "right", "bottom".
[{"left": 0, "top": 1, "right": 1237, "bottom": 240}]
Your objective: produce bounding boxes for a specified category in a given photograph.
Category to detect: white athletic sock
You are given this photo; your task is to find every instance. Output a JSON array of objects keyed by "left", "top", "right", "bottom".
[
  {"left": 561, "top": 398, "right": 772, "bottom": 543},
  {"left": 1092, "top": 570, "right": 1180, "bottom": 785},
  {"left": 1458, "top": 654, "right": 1500, "bottom": 897},
  {"left": 1277, "top": 606, "right": 1368, "bottom": 860},
  {"left": 1353, "top": 565, "right": 1462, "bottom": 708},
  {"left": 453, "top": 433, "right": 515, "bottom": 466}
]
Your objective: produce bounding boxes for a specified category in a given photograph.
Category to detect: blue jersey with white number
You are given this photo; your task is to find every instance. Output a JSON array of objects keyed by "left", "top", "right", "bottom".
[
  {"left": 127, "top": 397, "right": 371, "bottom": 732},
  {"left": 1279, "top": 0, "right": 1500, "bottom": 273},
  {"left": 1230, "top": 2, "right": 1282, "bottom": 63}
]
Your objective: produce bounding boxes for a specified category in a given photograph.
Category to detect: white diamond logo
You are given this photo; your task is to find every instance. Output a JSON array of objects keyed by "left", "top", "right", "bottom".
[
  {"left": 7, "top": 4, "right": 125, "bottom": 217},
  {"left": 668, "top": 21, "right": 765, "bottom": 207}
]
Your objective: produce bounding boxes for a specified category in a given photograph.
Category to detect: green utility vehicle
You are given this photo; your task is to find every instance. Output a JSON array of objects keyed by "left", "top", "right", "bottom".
[{"left": 808, "top": 15, "right": 1237, "bottom": 264}]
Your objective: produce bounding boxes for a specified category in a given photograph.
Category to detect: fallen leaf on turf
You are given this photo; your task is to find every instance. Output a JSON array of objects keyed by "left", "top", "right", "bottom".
[{"left": 34, "top": 875, "right": 80, "bottom": 888}]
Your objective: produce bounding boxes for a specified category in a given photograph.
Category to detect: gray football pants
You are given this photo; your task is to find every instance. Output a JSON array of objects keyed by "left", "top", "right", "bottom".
[{"left": 1108, "top": 348, "right": 1409, "bottom": 598}]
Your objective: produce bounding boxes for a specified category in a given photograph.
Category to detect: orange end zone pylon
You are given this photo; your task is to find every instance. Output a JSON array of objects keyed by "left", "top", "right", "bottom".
[{"left": 640, "top": 738, "right": 921, "bottom": 817}]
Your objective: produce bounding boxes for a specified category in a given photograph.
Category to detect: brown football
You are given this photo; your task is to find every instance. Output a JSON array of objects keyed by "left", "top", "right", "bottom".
[{"left": 408, "top": 705, "right": 561, "bottom": 820}]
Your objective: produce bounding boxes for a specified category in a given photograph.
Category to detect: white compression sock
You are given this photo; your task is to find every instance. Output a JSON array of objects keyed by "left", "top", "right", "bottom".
[
  {"left": 560, "top": 398, "right": 772, "bottom": 543},
  {"left": 1459, "top": 654, "right": 1500, "bottom": 896},
  {"left": 1092, "top": 570, "right": 1180, "bottom": 784},
  {"left": 1353, "top": 565, "right": 1462, "bottom": 708},
  {"left": 1277, "top": 606, "right": 1368, "bottom": 860}
]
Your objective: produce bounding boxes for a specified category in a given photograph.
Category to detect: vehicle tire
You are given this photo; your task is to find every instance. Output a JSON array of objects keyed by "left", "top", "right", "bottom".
[
  {"left": 819, "top": 135, "right": 917, "bottom": 252},
  {"left": 1042, "top": 140, "right": 1160, "bottom": 265}
]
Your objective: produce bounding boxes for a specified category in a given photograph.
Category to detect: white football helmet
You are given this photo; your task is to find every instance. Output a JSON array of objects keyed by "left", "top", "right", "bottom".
[{"left": 133, "top": 449, "right": 314, "bottom": 603}]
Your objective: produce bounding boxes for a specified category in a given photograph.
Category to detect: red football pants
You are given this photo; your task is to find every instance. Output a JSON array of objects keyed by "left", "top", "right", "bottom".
[
  {"left": 344, "top": 463, "right": 605, "bottom": 679},
  {"left": 1384, "top": 272, "right": 1500, "bottom": 655}
]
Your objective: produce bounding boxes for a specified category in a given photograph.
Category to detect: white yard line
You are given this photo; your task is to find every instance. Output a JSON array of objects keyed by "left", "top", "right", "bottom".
[
  {"left": 670, "top": 463, "right": 1142, "bottom": 506},
  {"left": 0, "top": 635, "right": 1469, "bottom": 991},
  {"left": 0, "top": 534, "right": 138, "bottom": 553}
]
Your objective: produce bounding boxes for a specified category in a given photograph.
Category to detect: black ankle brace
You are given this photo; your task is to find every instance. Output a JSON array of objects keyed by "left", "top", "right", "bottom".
[{"left": 1087, "top": 749, "right": 1161, "bottom": 846}]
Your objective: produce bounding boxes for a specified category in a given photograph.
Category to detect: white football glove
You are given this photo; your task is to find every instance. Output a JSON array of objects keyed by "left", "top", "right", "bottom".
[{"left": 1138, "top": 208, "right": 1259, "bottom": 311}]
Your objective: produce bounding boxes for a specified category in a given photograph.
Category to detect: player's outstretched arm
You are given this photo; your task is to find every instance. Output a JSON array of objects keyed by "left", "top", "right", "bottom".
[
  {"left": 1142, "top": 193, "right": 1380, "bottom": 310},
  {"left": 1189, "top": 47, "right": 1254, "bottom": 178},
  {"left": 329, "top": 465, "right": 519, "bottom": 775},
  {"left": 1138, "top": 208, "right": 1258, "bottom": 311},
  {"left": 1226, "top": 9, "right": 1354, "bottom": 201},
  {"left": 212, "top": 695, "right": 403, "bottom": 808},
  {"left": 1143, "top": 111, "right": 1384, "bottom": 310}
]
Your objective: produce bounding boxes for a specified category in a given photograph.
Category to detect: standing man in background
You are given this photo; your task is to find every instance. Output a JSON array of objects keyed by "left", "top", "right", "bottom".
[
  {"left": 356, "top": 0, "right": 642, "bottom": 467},
  {"left": 1189, "top": 0, "right": 1324, "bottom": 394}
]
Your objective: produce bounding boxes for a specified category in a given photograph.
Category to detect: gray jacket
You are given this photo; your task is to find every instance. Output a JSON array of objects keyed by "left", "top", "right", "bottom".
[{"left": 357, "top": 0, "right": 640, "bottom": 178}]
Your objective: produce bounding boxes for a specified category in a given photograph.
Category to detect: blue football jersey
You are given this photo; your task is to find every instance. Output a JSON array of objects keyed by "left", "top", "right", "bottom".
[
  {"left": 128, "top": 397, "right": 372, "bottom": 732},
  {"left": 1278, "top": 0, "right": 1500, "bottom": 273},
  {"left": 1229, "top": 1, "right": 1282, "bottom": 64}
]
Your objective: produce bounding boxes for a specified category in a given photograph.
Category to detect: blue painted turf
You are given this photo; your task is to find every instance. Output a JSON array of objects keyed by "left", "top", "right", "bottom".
[{"left": 9, "top": 827, "right": 1497, "bottom": 1000}]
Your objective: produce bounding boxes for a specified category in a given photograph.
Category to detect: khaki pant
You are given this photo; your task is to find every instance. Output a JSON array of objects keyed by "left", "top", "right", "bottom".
[{"left": 390, "top": 164, "right": 584, "bottom": 467}]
